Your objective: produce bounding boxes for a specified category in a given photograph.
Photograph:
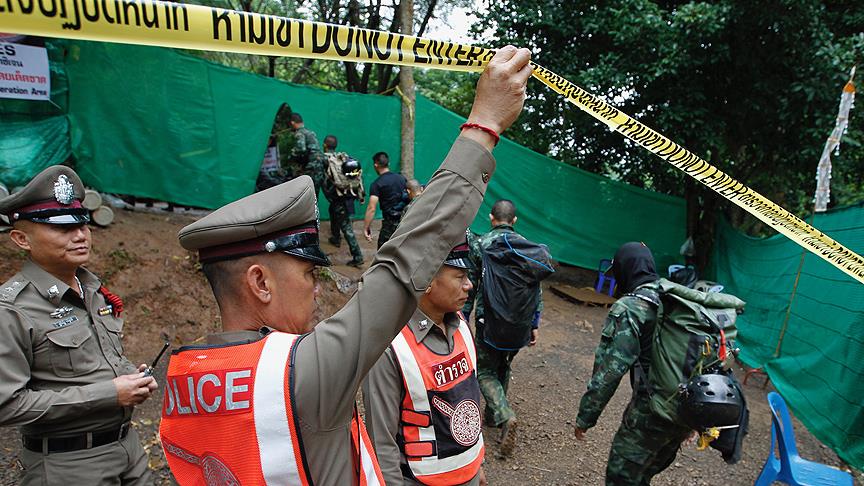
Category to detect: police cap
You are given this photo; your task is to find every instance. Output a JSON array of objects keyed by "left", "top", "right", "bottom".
[
  {"left": 0, "top": 165, "right": 90, "bottom": 225},
  {"left": 444, "top": 241, "right": 470, "bottom": 269},
  {"left": 178, "top": 175, "right": 330, "bottom": 266}
]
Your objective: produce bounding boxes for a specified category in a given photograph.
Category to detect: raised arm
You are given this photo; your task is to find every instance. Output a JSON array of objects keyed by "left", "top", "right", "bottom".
[{"left": 295, "top": 46, "right": 534, "bottom": 430}]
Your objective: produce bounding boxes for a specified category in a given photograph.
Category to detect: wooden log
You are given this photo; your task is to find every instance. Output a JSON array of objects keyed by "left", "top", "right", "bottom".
[
  {"left": 82, "top": 189, "right": 103, "bottom": 210},
  {"left": 91, "top": 205, "right": 114, "bottom": 227}
]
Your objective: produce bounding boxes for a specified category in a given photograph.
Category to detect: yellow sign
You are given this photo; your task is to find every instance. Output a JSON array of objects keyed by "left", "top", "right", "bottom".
[{"left": 2, "top": 0, "right": 863, "bottom": 283}]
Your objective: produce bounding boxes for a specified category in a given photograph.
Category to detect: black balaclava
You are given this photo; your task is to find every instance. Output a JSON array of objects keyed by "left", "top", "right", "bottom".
[{"left": 612, "top": 242, "right": 659, "bottom": 295}]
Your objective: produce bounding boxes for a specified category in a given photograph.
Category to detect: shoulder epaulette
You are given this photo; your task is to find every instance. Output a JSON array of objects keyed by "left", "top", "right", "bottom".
[{"left": 0, "top": 279, "right": 27, "bottom": 303}]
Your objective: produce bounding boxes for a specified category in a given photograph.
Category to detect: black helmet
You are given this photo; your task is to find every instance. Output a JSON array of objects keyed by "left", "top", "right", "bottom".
[
  {"left": 341, "top": 158, "right": 361, "bottom": 178},
  {"left": 678, "top": 373, "right": 743, "bottom": 430}
]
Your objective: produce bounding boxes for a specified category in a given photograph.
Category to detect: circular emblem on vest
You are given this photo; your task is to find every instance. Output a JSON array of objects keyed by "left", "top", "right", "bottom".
[
  {"left": 201, "top": 453, "right": 240, "bottom": 486},
  {"left": 432, "top": 396, "right": 482, "bottom": 447}
]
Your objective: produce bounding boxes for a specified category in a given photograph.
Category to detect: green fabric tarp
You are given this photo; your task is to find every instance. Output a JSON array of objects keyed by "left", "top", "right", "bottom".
[
  {"left": 413, "top": 95, "right": 686, "bottom": 270},
  {"left": 64, "top": 41, "right": 401, "bottom": 214},
  {"left": 3, "top": 40, "right": 685, "bottom": 269},
  {"left": 711, "top": 204, "right": 864, "bottom": 469}
]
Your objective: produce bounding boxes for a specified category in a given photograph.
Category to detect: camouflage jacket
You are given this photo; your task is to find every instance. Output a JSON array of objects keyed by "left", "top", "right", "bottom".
[
  {"left": 575, "top": 283, "right": 659, "bottom": 430},
  {"left": 461, "top": 224, "right": 543, "bottom": 324},
  {"left": 289, "top": 127, "right": 322, "bottom": 167}
]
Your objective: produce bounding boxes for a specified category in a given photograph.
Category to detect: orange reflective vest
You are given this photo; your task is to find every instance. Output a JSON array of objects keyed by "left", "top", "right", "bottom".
[
  {"left": 390, "top": 317, "right": 485, "bottom": 485},
  {"left": 159, "top": 331, "right": 384, "bottom": 485}
]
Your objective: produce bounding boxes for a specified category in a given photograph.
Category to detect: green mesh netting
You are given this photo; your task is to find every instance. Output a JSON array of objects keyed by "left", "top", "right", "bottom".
[
  {"left": 712, "top": 204, "right": 864, "bottom": 469},
  {"left": 2, "top": 40, "right": 685, "bottom": 269}
]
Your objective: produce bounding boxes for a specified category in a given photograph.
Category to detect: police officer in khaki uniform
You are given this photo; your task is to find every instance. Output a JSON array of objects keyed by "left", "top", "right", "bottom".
[
  {"left": 160, "top": 45, "right": 533, "bottom": 485},
  {"left": 0, "top": 166, "right": 158, "bottom": 485},
  {"left": 363, "top": 242, "right": 487, "bottom": 485}
]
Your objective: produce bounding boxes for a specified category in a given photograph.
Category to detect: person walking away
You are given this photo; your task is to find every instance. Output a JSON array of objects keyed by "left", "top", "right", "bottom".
[
  {"left": 363, "top": 152, "right": 408, "bottom": 249},
  {"left": 574, "top": 242, "right": 746, "bottom": 485},
  {"left": 462, "top": 199, "right": 554, "bottom": 458},
  {"left": 288, "top": 112, "right": 326, "bottom": 197},
  {"left": 321, "top": 134, "right": 366, "bottom": 267}
]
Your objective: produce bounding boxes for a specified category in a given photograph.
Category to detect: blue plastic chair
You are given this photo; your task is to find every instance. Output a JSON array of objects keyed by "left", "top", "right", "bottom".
[
  {"left": 595, "top": 259, "right": 616, "bottom": 296},
  {"left": 754, "top": 392, "right": 853, "bottom": 486}
]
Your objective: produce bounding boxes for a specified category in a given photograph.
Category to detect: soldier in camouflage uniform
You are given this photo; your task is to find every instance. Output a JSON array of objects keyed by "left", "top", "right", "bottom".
[
  {"left": 287, "top": 113, "right": 326, "bottom": 197},
  {"left": 462, "top": 199, "right": 542, "bottom": 458},
  {"left": 321, "top": 135, "right": 365, "bottom": 267},
  {"left": 574, "top": 242, "right": 691, "bottom": 486}
]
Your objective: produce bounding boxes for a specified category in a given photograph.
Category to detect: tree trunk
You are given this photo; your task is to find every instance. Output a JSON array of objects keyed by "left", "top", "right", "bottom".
[
  {"left": 690, "top": 151, "right": 724, "bottom": 276},
  {"left": 398, "top": 0, "right": 415, "bottom": 179}
]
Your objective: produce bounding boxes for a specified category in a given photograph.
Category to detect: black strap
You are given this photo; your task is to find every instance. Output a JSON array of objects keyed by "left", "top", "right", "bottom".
[{"left": 23, "top": 422, "right": 130, "bottom": 454}]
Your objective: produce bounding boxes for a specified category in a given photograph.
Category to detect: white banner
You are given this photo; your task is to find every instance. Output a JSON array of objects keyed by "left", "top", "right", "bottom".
[{"left": 0, "top": 42, "right": 50, "bottom": 100}]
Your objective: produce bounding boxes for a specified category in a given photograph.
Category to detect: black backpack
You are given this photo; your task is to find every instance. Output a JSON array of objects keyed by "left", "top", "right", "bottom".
[{"left": 480, "top": 233, "right": 554, "bottom": 349}]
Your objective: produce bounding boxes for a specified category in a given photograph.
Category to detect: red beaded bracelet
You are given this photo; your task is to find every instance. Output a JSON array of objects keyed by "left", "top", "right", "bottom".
[{"left": 460, "top": 122, "right": 500, "bottom": 146}]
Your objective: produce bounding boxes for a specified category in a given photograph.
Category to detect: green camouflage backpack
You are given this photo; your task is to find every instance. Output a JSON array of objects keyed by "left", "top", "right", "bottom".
[
  {"left": 630, "top": 278, "right": 746, "bottom": 425},
  {"left": 324, "top": 152, "right": 365, "bottom": 201}
]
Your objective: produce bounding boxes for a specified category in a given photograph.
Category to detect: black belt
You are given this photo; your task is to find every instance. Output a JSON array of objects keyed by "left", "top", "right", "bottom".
[{"left": 23, "top": 422, "right": 130, "bottom": 454}]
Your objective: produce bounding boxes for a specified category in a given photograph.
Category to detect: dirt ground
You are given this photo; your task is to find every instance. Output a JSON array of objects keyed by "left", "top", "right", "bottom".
[{"left": 0, "top": 207, "right": 860, "bottom": 485}]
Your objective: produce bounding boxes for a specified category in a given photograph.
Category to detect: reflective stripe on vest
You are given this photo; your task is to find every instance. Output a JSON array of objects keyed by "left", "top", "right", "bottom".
[
  {"left": 159, "top": 332, "right": 383, "bottom": 485},
  {"left": 390, "top": 320, "right": 485, "bottom": 485}
]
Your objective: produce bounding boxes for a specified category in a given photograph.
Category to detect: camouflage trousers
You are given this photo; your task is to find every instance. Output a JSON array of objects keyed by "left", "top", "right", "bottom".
[
  {"left": 377, "top": 218, "right": 400, "bottom": 249},
  {"left": 606, "top": 398, "right": 691, "bottom": 486},
  {"left": 476, "top": 340, "right": 519, "bottom": 427},
  {"left": 328, "top": 198, "right": 363, "bottom": 262}
]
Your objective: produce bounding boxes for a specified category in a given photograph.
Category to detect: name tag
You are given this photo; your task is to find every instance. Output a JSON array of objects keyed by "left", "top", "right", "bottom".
[
  {"left": 52, "top": 316, "right": 78, "bottom": 329},
  {"left": 431, "top": 352, "right": 471, "bottom": 388}
]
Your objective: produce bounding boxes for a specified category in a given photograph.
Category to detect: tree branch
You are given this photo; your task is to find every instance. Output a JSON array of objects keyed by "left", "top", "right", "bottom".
[
  {"left": 291, "top": 58, "right": 316, "bottom": 84},
  {"left": 416, "top": 0, "right": 437, "bottom": 38}
]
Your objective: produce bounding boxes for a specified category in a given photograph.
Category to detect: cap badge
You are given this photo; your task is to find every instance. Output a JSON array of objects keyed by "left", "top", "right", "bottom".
[
  {"left": 265, "top": 241, "right": 277, "bottom": 252},
  {"left": 53, "top": 175, "right": 75, "bottom": 205}
]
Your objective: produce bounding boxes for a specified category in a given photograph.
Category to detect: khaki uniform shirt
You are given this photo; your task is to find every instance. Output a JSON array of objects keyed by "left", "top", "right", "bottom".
[
  {"left": 362, "top": 309, "right": 481, "bottom": 486},
  {"left": 0, "top": 261, "right": 135, "bottom": 437},
  {"left": 205, "top": 137, "right": 494, "bottom": 484}
]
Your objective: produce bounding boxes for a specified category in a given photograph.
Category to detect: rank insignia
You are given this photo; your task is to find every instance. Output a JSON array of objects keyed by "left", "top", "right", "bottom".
[
  {"left": 98, "top": 306, "right": 113, "bottom": 316},
  {"left": 50, "top": 306, "right": 74, "bottom": 319},
  {"left": 54, "top": 174, "right": 75, "bottom": 205}
]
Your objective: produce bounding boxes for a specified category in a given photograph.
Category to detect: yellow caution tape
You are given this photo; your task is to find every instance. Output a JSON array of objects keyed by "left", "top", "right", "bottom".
[{"left": 2, "top": 0, "right": 863, "bottom": 283}]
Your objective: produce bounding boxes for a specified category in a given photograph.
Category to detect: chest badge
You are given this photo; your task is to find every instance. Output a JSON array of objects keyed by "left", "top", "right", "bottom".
[
  {"left": 432, "top": 396, "right": 481, "bottom": 447},
  {"left": 98, "top": 305, "right": 114, "bottom": 316},
  {"left": 50, "top": 306, "right": 74, "bottom": 319}
]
